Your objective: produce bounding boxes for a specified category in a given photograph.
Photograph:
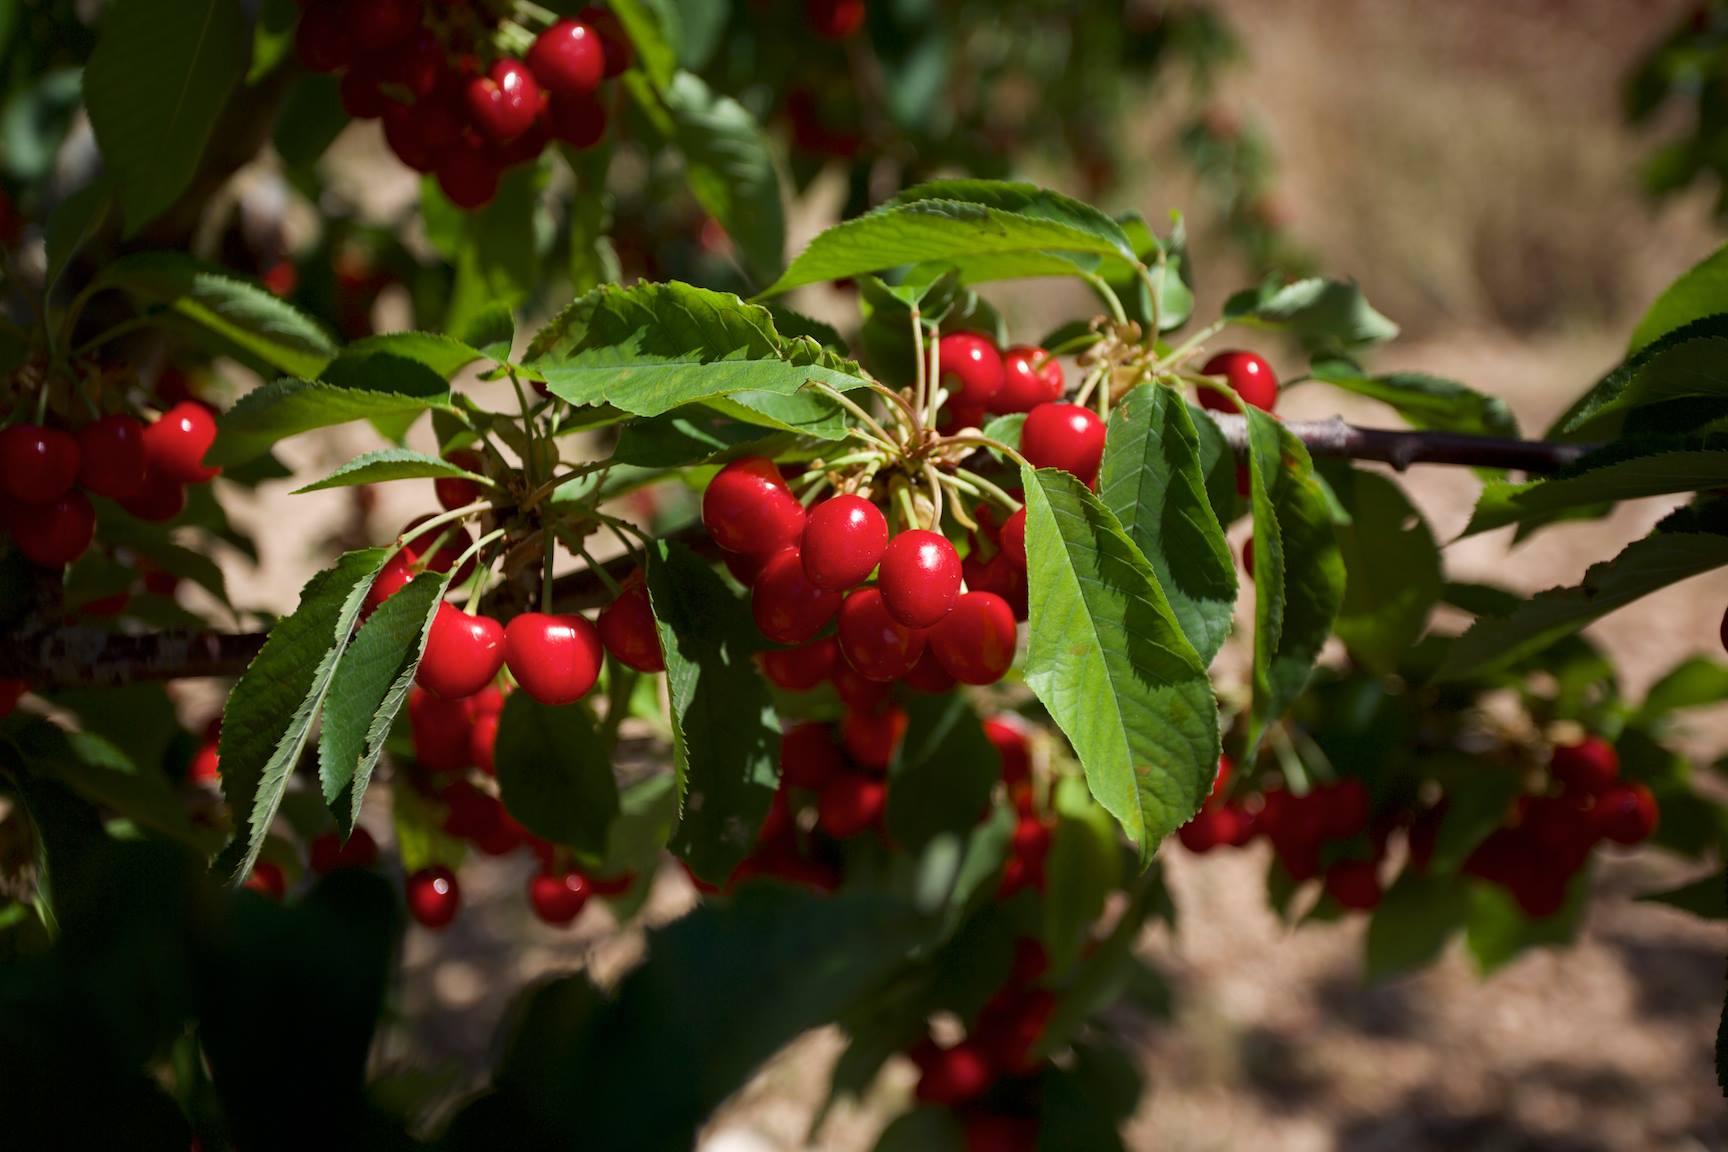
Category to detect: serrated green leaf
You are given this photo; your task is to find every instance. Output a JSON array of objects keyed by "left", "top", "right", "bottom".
[
  {"left": 1365, "top": 871, "right": 1470, "bottom": 980},
  {"left": 611, "top": 408, "right": 785, "bottom": 467},
  {"left": 1310, "top": 358, "right": 1518, "bottom": 439},
  {"left": 340, "top": 331, "right": 489, "bottom": 379},
  {"left": 457, "top": 304, "right": 515, "bottom": 362},
  {"left": 1331, "top": 467, "right": 1441, "bottom": 675},
  {"left": 89, "top": 504, "right": 231, "bottom": 609},
  {"left": 83, "top": 0, "right": 247, "bottom": 234},
  {"left": 1551, "top": 316, "right": 1728, "bottom": 440},
  {"left": 1020, "top": 466, "right": 1219, "bottom": 862},
  {"left": 598, "top": 772, "right": 678, "bottom": 880},
  {"left": 1630, "top": 243, "right": 1728, "bottom": 354},
  {"left": 1224, "top": 277, "right": 1398, "bottom": 352},
  {"left": 1098, "top": 384, "right": 1237, "bottom": 664},
  {"left": 643, "top": 540, "right": 778, "bottom": 882},
  {"left": 215, "top": 549, "right": 388, "bottom": 883},
  {"left": 493, "top": 692, "right": 620, "bottom": 854},
  {"left": 1638, "top": 871, "right": 1728, "bottom": 919},
  {"left": 1464, "top": 436, "right": 1728, "bottom": 536},
  {"left": 891, "top": 180, "right": 1138, "bottom": 262},
  {"left": 885, "top": 692, "right": 998, "bottom": 852},
  {"left": 293, "top": 448, "right": 489, "bottom": 494},
  {"left": 211, "top": 373, "right": 454, "bottom": 466},
  {"left": 661, "top": 71, "right": 784, "bottom": 284}
]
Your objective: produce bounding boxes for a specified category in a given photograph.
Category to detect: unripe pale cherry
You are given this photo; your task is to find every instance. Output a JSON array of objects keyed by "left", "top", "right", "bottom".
[
  {"left": 417, "top": 602, "right": 506, "bottom": 700},
  {"left": 144, "top": 402, "right": 220, "bottom": 483},
  {"left": 406, "top": 866, "right": 460, "bottom": 929},
  {"left": 801, "top": 494, "right": 890, "bottom": 591},
  {"left": 936, "top": 332, "right": 1005, "bottom": 407},
  {"left": 76, "top": 415, "right": 148, "bottom": 499},
  {"left": 703, "top": 457, "right": 807, "bottom": 557},
  {"left": 990, "top": 346, "right": 1064, "bottom": 413},
  {"left": 1020, "top": 402, "right": 1107, "bottom": 488},
  {"left": 504, "top": 611, "right": 604, "bottom": 705},
  {"left": 11, "top": 491, "right": 95, "bottom": 567},
  {"left": 1198, "top": 350, "right": 1279, "bottom": 413},
  {"left": 596, "top": 577, "right": 665, "bottom": 672},
  {"left": 877, "top": 529, "right": 962, "bottom": 628},
  {"left": 0, "top": 423, "right": 79, "bottom": 504},
  {"left": 527, "top": 20, "right": 606, "bottom": 97},
  {"left": 466, "top": 59, "right": 543, "bottom": 145},
  {"left": 836, "top": 586, "right": 926, "bottom": 682},
  {"left": 528, "top": 870, "right": 591, "bottom": 926},
  {"left": 929, "top": 591, "right": 1018, "bottom": 685},
  {"left": 752, "top": 549, "right": 842, "bottom": 645}
]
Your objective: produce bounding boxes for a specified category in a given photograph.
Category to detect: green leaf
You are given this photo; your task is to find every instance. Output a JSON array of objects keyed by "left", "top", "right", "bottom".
[
  {"left": 598, "top": 773, "right": 678, "bottom": 882},
  {"left": 1241, "top": 407, "right": 1346, "bottom": 751},
  {"left": 1038, "top": 867, "right": 1169, "bottom": 1055},
  {"left": 874, "top": 1108, "right": 966, "bottom": 1152},
  {"left": 1224, "top": 277, "right": 1399, "bottom": 353},
  {"left": 341, "top": 330, "right": 490, "bottom": 379},
  {"left": 317, "top": 571, "right": 446, "bottom": 832},
  {"left": 83, "top": 0, "right": 247, "bottom": 234},
  {"left": 890, "top": 180, "right": 1138, "bottom": 261},
  {"left": 293, "top": 448, "right": 488, "bottom": 494},
  {"left": 423, "top": 164, "right": 546, "bottom": 339},
  {"left": 608, "top": 0, "right": 679, "bottom": 91},
  {"left": 661, "top": 71, "right": 784, "bottom": 284},
  {"left": 1639, "top": 656, "right": 1728, "bottom": 721},
  {"left": 525, "top": 281, "right": 870, "bottom": 418},
  {"left": 271, "top": 73, "right": 347, "bottom": 171},
  {"left": 248, "top": 0, "right": 299, "bottom": 82},
  {"left": 1097, "top": 384, "right": 1237, "bottom": 665},
  {"left": 1330, "top": 467, "right": 1441, "bottom": 675},
  {"left": 1365, "top": 871, "right": 1470, "bottom": 980},
  {"left": 1104, "top": 211, "right": 1194, "bottom": 333},
  {"left": 1020, "top": 466, "right": 1219, "bottom": 862},
  {"left": 210, "top": 373, "right": 454, "bottom": 466},
  {"left": 7, "top": 718, "right": 209, "bottom": 851},
  {"left": 1638, "top": 871, "right": 1727, "bottom": 919},
  {"left": 93, "top": 252, "right": 336, "bottom": 378},
  {"left": 1310, "top": 359, "right": 1518, "bottom": 439},
  {"left": 885, "top": 691, "right": 999, "bottom": 852},
  {"left": 643, "top": 540, "right": 779, "bottom": 882},
  {"left": 1043, "top": 777, "right": 1123, "bottom": 973},
  {"left": 1465, "top": 868, "right": 1591, "bottom": 974},
  {"left": 43, "top": 180, "right": 112, "bottom": 302},
  {"left": 493, "top": 692, "right": 621, "bottom": 855},
  {"left": 457, "top": 304, "right": 515, "bottom": 362},
  {"left": 1551, "top": 316, "right": 1728, "bottom": 440},
  {"left": 215, "top": 550, "right": 388, "bottom": 883},
  {"left": 1464, "top": 436, "right": 1728, "bottom": 536},
  {"left": 1425, "top": 758, "right": 1522, "bottom": 875},
  {"left": 1629, "top": 243, "right": 1728, "bottom": 354},
  {"left": 611, "top": 408, "right": 785, "bottom": 467}
]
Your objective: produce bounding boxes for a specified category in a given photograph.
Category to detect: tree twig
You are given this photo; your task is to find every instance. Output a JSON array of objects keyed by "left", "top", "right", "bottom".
[{"left": 1202, "top": 412, "right": 1599, "bottom": 474}]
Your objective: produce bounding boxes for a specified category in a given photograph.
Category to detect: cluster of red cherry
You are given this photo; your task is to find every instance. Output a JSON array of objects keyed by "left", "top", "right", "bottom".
[
  {"left": 0, "top": 400, "right": 218, "bottom": 569},
  {"left": 293, "top": 0, "right": 627, "bottom": 209}
]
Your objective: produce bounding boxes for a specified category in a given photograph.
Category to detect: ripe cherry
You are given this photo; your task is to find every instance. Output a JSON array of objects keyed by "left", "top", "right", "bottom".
[
  {"left": 973, "top": 987, "right": 1055, "bottom": 1073},
  {"left": 144, "top": 402, "right": 220, "bottom": 483},
  {"left": 1322, "top": 778, "right": 1371, "bottom": 840},
  {"left": 912, "top": 1039, "right": 996, "bottom": 1105},
  {"left": 877, "top": 529, "right": 962, "bottom": 628},
  {"left": 580, "top": 5, "right": 634, "bottom": 77},
  {"left": 339, "top": 70, "right": 388, "bottom": 120},
  {"left": 831, "top": 661, "right": 890, "bottom": 712},
  {"left": 802, "top": 494, "right": 890, "bottom": 591},
  {"left": 117, "top": 465, "right": 187, "bottom": 522},
  {"left": 596, "top": 576, "right": 665, "bottom": 672},
  {"left": 1324, "top": 858, "right": 1383, "bottom": 910},
  {"left": 75, "top": 415, "right": 148, "bottom": 499},
  {"left": 806, "top": 0, "right": 867, "bottom": 38},
  {"left": 703, "top": 457, "right": 807, "bottom": 557},
  {"left": 983, "top": 718, "right": 1031, "bottom": 788},
  {"left": 294, "top": 1, "right": 352, "bottom": 73},
  {"left": 760, "top": 635, "right": 836, "bottom": 693},
  {"left": 244, "top": 861, "right": 287, "bottom": 901},
  {"left": 901, "top": 648, "right": 957, "bottom": 693},
  {"left": 466, "top": 59, "right": 543, "bottom": 145},
  {"left": 435, "top": 450, "right": 485, "bottom": 511},
  {"left": 817, "top": 772, "right": 886, "bottom": 838},
  {"left": 188, "top": 741, "right": 221, "bottom": 784},
  {"left": 310, "top": 826, "right": 379, "bottom": 874},
  {"left": 527, "top": 20, "right": 606, "bottom": 96},
  {"left": 1550, "top": 736, "right": 1619, "bottom": 793},
  {"left": 0, "top": 423, "right": 79, "bottom": 504},
  {"left": 991, "top": 346, "right": 1064, "bottom": 413},
  {"left": 11, "top": 491, "right": 95, "bottom": 567},
  {"left": 963, "top": 1113, "right": 1038, "bottom": 1152},
  {"left": 782, "top": 722, "right": 845, "bottom": 790},
  {"left": 1207, "top": 754, "right": 1233, "bottom": 805},
  {"left": 529, "top": 870, "right": 591, "bottom": 926},
  {"left": 841, "top": 704, "right": 905, "bottom": 771},
  {"left": 406, "top": 865, "right": 461, "bottom": 929},
  {"left": 1021, "top": 402, "right": 1107, "bottom": 487},
  {"left": 961, "top": 550, "right": 1027, "bottom": 622},
  {"left": 409, "top": 686, "right": 471, "bottom": 772},
  {"left": 836, "top": 586, "right": 926, "bottom": 681},
  {"left": 1596, "top": 782, "right": 1658, "bottom": 845},
  {"left": 547, "top": 91, "right": 608, "bottom": 149},
  {"left": 469, "top": 711, "right": 499, "bottom": 776},
  {"left": 436, "top": 139, "right": 502, "bottom": 209},
  {"left": 752, "top": 549, "right": 842, "bottom": 645},
  {"left": 1000, "top": 506, "right": 1027, "bottom": 570},
  {"left": 417, "top": 602, "right": 506, "bottom": 700},
  {"left": 936, "top": 332, "right": 1005, "bottom": 407},
  {"left": 382, "top": 30, "right": 443, "bottom": 99},
  {"left": 504, "top": 611, "right": 604, "bottom": 705},
  {"left": 0, "top": 680, "right": 26, "bottom": 718},
  {"left": 351, "top": 0, "right": 419, "bottom": 52},
  {"left": 363, "top": 550, "right": 418, "bottom": 617},
  {"left": 930, "top": 591, "right": 1018, "bottom": 685},
  {"left": 1198, "top": 350, "right": 1279, "bottom": 413},
  {"left": 385, "top": 97, "right": 463, "bottom": 173}
]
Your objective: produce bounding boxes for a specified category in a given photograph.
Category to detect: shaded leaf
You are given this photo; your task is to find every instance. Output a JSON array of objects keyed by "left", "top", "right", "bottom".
[
  {"left": 493, "top": 692, "right": 620, "bottom": 854},
  {"left": 886, "top": 691, "right": 999, "bottom": 852},
  {"left": 293, "top": 448, "right": 489, "bottom": 494},
  {"left": 210, "top": 372, "right": 454, "bottom": 466},
  {"left": 1311, "top": 358, "right": 1518, "bottom": 438},
  {"left": 1330, "top": 467, "right": 1441, "bottom": 675},
  {"left": 662, "top": 71, "right": 784, "bottom": 283},
  {"left": 1629, "top": 243, "right": 1728, "bottom": 353},
  {"left": 1465, "top": 436, "right": 1728, "bottom": 536}
]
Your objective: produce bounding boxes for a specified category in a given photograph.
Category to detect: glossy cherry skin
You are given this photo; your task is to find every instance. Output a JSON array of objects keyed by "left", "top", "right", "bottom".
[
  {"left": 1021, "top": 403, "right": 1107, "bottom": 487},
  {"left": 912, "top": 1039, "right": 996, "bottom": 1106},
  {"left": 901, "top": 648, "right": 957, "bottom": 693},
  {"left": 1550, "top": 736, "right": 1619, "bottom": 793},
  {"left": 466, "top": 59, "right": 543, "bottom": 145},
  {"left": 408, "top": 686, "right": 471, "bottom": 772},
  {"left": 363, "top": 549, "right": 418, "bottom": 617},
  {"left": 310, "top": 826, "right": 379, "bottom": 874},
  {"left": 703, "top": 457, "right": 807, "bottom": 557},
  {"left": 831, "top": 662, "right": 890, "bottom": 712},
  {"left": 144, "top": 402, "right": 220, "bottom": 483},
  {"left": 11, "top": 491, "right": 95, "bottom": 567},
  {"left": 990, "top": 346, "right": 1064, "bottom": 414},
  {"left": 468, "top": 711, "right": 500, "bottom": 776},
  {"left": 406, "top": 866, "right": 461, "bottom": 929},
  {"left": 782, "top": 722, "right": 846, "bottom": 790},
  {"left": 596, "top": 577, "right": 665, "bottom": 673},
  {"left": 802, "top": 494, "right": 890, "bottom": 591},
  {"left": 1198, "top": 350, "right": 1279, "bottom": 413},
  {"left": 752, "top": 549, "right": 842, "bottom": 645},
  {"left": 877, "top": 530, "right": 962, "bottom": 628},
  {"left": 548, "top": 91, "right": 608, "bottom": 149},
  {"left": 836, "top": 586, "right": 926, "bottom": 682},
  {"left": 504, "top": 611, "right": 604, "bottom": 705},
  {"left": 527, "top": 20, "right": 606, "bottom": 96},
  {"left": 929, "top": 592, "right": 1018, "bottom": 685},
  {"left": 417, "top": 602, "right": 506, "bottom": 700},
  {"left": 817, "top": 772, "right": 886, "bottom": 839},
  {"left": 0, "top": 423, "right": 79, "bottom": 504},
  {"left": 760, "top": 634, "right": 836, "bottom": 692},
  {"left": 936, "top": 332, "right": 1005, "bottom": 407},
  {"left": 529, "top": 870, "right": 591, "bottom": 926},
  {"left": 999, "top": 506, "right": 1027, "bottom": 570},
  {"left": 961, "top": 550, "right": 1027, "bottom": 621},
  {"left": 1596, "top": 782, "right": 1658, "bottom": 845},
  {"left": 841, "top": 704, "right": 906, "bottom": 772},
  {"left": 435, "top": 450, "right": 485, "bottom": 511},
  {"left": 75, "top": 415, "right": 148, "bottom": 499}
]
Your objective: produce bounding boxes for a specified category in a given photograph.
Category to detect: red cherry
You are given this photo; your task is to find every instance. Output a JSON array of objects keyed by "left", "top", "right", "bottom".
[
  {"left": 802, "top": 494, "right": 890, "bottom": 591},
  {"left": 961, "top": 550, "right": 1028, "bottom": 623},
  {"left": 434, "top": 450, "right": 484, "bottom": 511},
  {"left": 1322, "top": 778, "right": 1371, "bottom": 840},
  {"left": 831, "top": 661, "right": 890, "bottom": 712},
  {"left": 1198, "top": 351, "right": 1279, "bottom": 413},
  {"left": 363, "top": 550, "right": 418, "bottom": 617},
  {"left": 984, "top": 718, "right": 1031, "bottom": 787},
  {"left": 1720, "top": 605, "right": 1728, "bottom": 656},
  {"left": 294, "top": 1, "right": 352, "bottom": 73},
  {"left": 972, "top": 986, "right": 1055, "bottom": 1073},
  {"left": 11, "top": 491, "right": 95, "bottom": 567},
  {"left": 547, "top": 91, "right": 608, "bottom": 149},
  {"left": 143, "top": 402, "right": 219, "bottom": 483},
  {"left": 244, "top": 861, "right": 287, "bottom": 900},
  {"left": 817, "top": 772, "right": 886, "bottom": 838},
  {"left": 1596, "top": 782, "right": 1659, "bottom": 845},
  {"left": 437, "top": 137, "right": 503, "bottom": 209},
  {"left": 596, "top": 577, "right": 665, "bottom": 673},
  {"left": 116, "top": 465, "right": 187, "bottom": 522},
  {"left": 1007, "top": 937, "right": 1049, "bottom": 987},
  {"left": 1012, "top": 815, "right": 1052, "bottom": 865},
  {"left": 752, "top": 549, "right": 842, "bottom": 645},
  {"left": 703, "top": 458, "right": 806, "bottom": 557},
  {"left": 990, "top": 346, "right": 1064, "bottom": 414},
  {"left": 527, "top": 20, "right": 606, "bottom": 96},
  {"left": 466, "top": 59, "right": 542, "bottom": 145},
  {"left": 937, "top": 399, "right": 987, "bottom": 434},
  {"left": 0, "top": 680, "right": 26, "bottom": 718},
  {"left": 382, "top": 31, "right": 444, "bottom": 99},
  {"left": 75, "top": 415, "right": 148, "bottom": 499},
  {"left": 1324, "top": 859, "right": 1383, "bottom": 910},
  {"left": 529, "top": 870, "right": 591, "bottom": 926},
  {"left": 964, "top": 1113, "right": 1038, "bottom": 1152},
  {"left": 504, "top": 611, "right": 604, "bottom": 705},
  {"left": 409, "top": 686, "right": 471, "bottom": 772},
  {"left": 1550, "top": 736, "right": 1619, "bottom": 793},
  {"left": 841, "top": 704, "right": 905, "bottom": 772},
  {"left": 1021, "top": 402, "right": 1106, "bottom": 487},
  {"left": 782, "top": 722, "right": 845, "bottom": 790},
  {"left": 310, "top": 826, "right": 379, "bottom": 874},
  {"left": 1000, "top": 506, "right": 1027, "bottom": 570},
  {"left": 0, "top": 423, "right": 79, "bottom": 504},
  {"left": 929, "top": 591, "right": 1017, "bottom": 685},
  {"left": 188, "top": 741, "right": 221, "bottom": 784},
  {"left": 385, "top": 97, "right": 463, "bottom": 173},
  {"left": 760, "top": 635, "right": 836, "bottom": 692},
  {"left": 806, "top": 0, "right": 867, "bottom": 38},
  {"left": 588, "top": 872, "right": 635, "bottom": 896},
  {"left": 468, "top": 711, "right": 499, "bottom": 776},
  {"left": 406, "top": 865, "right": 461, "bottom": 929},
  {"left": 351, "top": 0, "right": 420, "bottom": 52},
  {"left": 416, "top": 602, "right": 506, "bottom": 700},
  {"left": 579, "top": 5, "right": 634, "bottom": 77},
  {"left": 936, "top": 332, "right": 1005, "bottom": 407},
  {"left": 901, "top": 648, "right": 957, "bottom": 693},
  {"left": 836, "top": 586, "right": 926, "bottom": 681},
  {"left": 913, "top": 1040, "right": 996, "bottom": 1105},
  {"left": 339, "top": 69, "right": 388, "bottom": 120},
  {"left": 877, "top": 530, "right": 962, "bottom": 628}
]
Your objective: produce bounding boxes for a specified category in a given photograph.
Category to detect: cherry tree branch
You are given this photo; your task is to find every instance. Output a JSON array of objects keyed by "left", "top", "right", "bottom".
[{"left": 1203, "top": 413, "right": 1599, "bottom": 474}]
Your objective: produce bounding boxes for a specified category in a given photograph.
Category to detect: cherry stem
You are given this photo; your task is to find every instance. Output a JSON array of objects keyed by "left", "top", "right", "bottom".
[
  {"left": 950, "top": 467, "right": 1023, "bottom": 512},
  {"left": 453, "top": 529, "right": 509, "bottom": 614},
  {"left": 514, "top": 0, "right": 560, "bottom": 26},
  {"left": 923, "top": 462, "right": 945, "bottom": 529},
  {"left": 910, "top": 309, "right": 929, "bottom": 428},
  {"left": 396, "top": 501, "right": 490, "bottom": 553},
  {"left": 923, "top": 326, "right": 943, "bottom": 432},
  {"left": 804, "top": 380, "right": 901, "bottom": 454},
  {"left": 942, "top": 434, "right": 1029, "bottom": 471}
]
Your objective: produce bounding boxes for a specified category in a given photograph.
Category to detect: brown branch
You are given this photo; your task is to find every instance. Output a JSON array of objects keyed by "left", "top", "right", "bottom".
[{"left": 1204, "top": 413, "right": 1599, "bottom": 474}]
